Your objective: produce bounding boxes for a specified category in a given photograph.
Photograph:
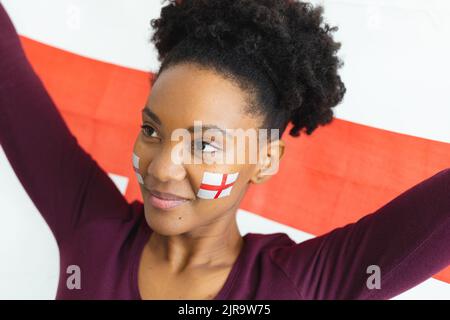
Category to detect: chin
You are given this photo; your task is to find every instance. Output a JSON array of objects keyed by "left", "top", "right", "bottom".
[{"left": 143, "top": 208, "right": 191, "bottom": 236}]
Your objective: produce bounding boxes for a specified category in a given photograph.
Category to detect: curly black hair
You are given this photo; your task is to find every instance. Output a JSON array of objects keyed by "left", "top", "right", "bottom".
[{"left": 149, "top": 0, "right": 346, "bottom": 138}]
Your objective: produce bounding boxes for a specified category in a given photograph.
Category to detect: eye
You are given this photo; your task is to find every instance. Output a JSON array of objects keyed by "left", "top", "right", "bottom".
[
  {"left": 193, "top": 140, "right": 220, "bottom": 153},
  {"left": 140, "top": 124, "right": 159, "bottom": 138}
]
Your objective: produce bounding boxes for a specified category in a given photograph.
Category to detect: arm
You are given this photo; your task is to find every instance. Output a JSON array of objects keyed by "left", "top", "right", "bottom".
[
  {"left": 0, "top": 4, "right": 129, "bottom": 247},
  {"left": 271, "top": 168, "right": 450, "bottom": 299}
]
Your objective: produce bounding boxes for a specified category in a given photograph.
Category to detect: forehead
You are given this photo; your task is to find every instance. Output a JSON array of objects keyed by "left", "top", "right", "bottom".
[{"left": 144, "top": 63, "right": 260, "bottom": 131}]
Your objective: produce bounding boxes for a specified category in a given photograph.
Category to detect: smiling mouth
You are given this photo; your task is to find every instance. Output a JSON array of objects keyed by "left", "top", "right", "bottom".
[{"left": 146, "top": 190, "right": 191, "bottom": 210}]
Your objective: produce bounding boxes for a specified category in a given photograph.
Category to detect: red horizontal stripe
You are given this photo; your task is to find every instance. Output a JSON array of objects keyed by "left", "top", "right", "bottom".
[{"left": 199, "top": 182, "right": 234, "bottom": 191}]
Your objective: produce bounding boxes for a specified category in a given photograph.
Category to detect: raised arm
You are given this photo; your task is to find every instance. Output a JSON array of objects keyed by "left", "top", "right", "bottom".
[
  {"left": 271, "top": 168, "right": 450, "bottom": 299},
  {"left": 0, "top": 4, "right": 130, "bottom": 247}
]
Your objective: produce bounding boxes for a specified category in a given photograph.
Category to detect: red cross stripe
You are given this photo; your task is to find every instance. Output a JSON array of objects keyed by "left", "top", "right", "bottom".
[
  {"left": 199, "top": 174, "right": 236, "bottom": 199},
  {"left": 197, "top": 172, "right": 240, "bottom": 199}
]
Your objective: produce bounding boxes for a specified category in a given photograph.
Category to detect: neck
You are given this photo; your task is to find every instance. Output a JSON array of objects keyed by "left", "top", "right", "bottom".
[{"left": 147, "top": 210, "right": 244, "bottom": 274}]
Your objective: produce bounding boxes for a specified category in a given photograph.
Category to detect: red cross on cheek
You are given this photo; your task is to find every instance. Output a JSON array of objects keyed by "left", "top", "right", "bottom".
[{"left": 197, "top": 172, "right": 240, "bottom": 199}]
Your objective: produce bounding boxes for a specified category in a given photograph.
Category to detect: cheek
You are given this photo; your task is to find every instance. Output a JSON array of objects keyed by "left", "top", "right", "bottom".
[
  {"left": 132, "top": 139, "right": 152, "bottom": 186},
  {"left": 195, "top": 170, "right": 240, "bottom": 200},
  {"left": 132, "top": 152, "right": 144, "bottom": 185}
]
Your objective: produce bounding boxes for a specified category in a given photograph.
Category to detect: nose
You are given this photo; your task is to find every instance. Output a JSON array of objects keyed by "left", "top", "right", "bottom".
[{"left": 146, "top": 142, "right": 187, "bottom": 183}]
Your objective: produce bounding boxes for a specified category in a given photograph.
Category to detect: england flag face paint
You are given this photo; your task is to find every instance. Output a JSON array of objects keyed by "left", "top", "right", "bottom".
[
  {"left": 197, "top": 171, "right": 239, "bottom": 199},
  {"left": 132, "top": 152, "right": 144, "bottom": 185}
]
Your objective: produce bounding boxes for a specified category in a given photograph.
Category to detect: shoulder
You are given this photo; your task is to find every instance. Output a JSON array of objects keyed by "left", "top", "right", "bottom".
[{"left": 242, "top": 232, "right": 298, "bottom": 262}]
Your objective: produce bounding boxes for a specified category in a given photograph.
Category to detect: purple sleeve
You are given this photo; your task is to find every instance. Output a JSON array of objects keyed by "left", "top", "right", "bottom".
[
  {"left": 271, "top": 168, "right": 450, "bottom": 299},
  {"left": 0, "top": 4, "right": 130, "bottom": 247}
]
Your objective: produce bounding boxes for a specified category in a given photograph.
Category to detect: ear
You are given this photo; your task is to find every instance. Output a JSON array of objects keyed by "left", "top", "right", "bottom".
[{"left": 250, "top": 139, "right": 285, "bottom": 184}]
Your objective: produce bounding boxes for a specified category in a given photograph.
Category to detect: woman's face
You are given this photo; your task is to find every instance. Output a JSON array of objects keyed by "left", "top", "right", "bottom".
[{"left": 132, "top": 63, "right": 283, "bottom": 236}]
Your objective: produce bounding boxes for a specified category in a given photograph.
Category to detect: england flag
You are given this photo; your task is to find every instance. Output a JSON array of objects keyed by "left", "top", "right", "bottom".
[
  {"left": 132, "top": 152, "right": 144, "bottom": 185},
  {"left": 197, "top": 172, "right": 239, "bottom": 199}
]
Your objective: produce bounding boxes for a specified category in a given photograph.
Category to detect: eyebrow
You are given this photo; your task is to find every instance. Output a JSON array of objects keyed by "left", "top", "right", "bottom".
[
  {"left": 187, "top": 125, "right": 233, "bottom": 139},
  {"left": 141, "top": 107, "right": 232, "bottom": 138},
  {"left": 141, "top": 107, "right": 161, "bottom": 126}
]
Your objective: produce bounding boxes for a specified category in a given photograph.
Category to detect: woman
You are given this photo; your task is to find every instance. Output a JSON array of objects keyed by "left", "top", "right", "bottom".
[{"left": 0, "top": 0, "right": 448, "bottom": 300}]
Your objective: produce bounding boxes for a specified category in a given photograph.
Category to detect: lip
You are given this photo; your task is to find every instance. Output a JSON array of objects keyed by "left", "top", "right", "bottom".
[
  {"left": 147, "top": 189, "right": 190, "bottom": 210},
  {"left": 148, "top": 189, "right": 190, "bottom": 201}
]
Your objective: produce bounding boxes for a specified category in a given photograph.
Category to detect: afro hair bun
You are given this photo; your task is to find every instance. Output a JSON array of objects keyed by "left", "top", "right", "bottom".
[{"left": 150, "top": 0, "right": 346, "bottom": 137}]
